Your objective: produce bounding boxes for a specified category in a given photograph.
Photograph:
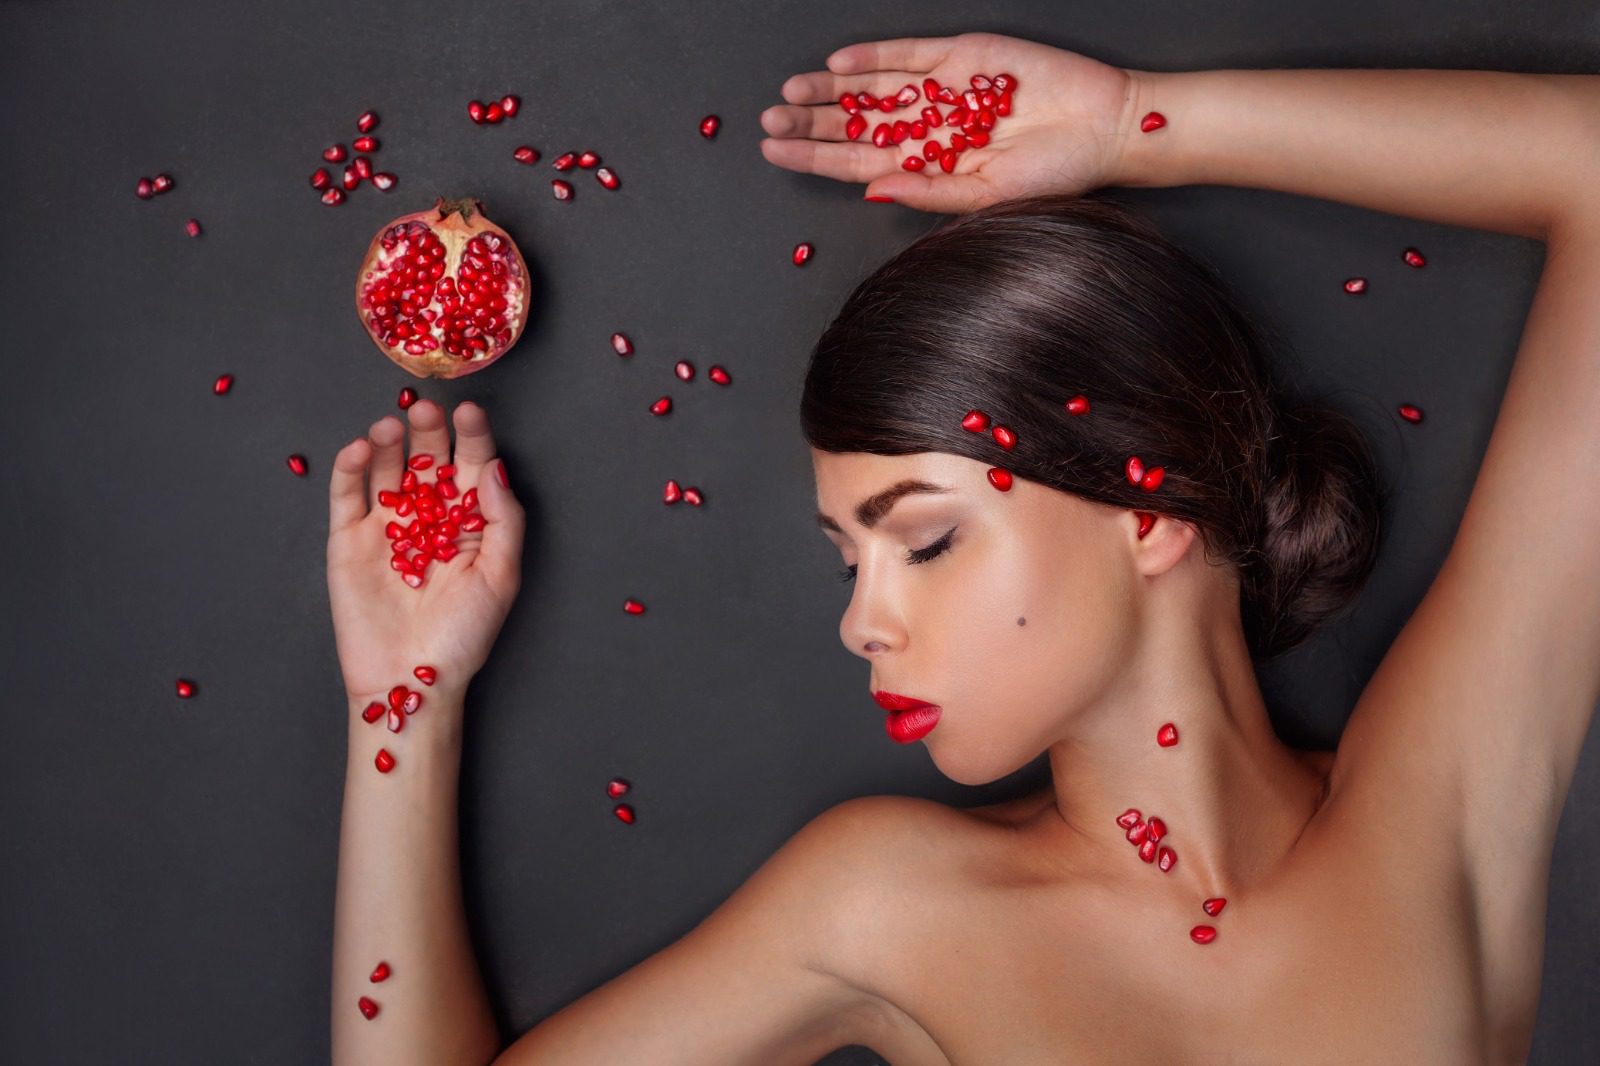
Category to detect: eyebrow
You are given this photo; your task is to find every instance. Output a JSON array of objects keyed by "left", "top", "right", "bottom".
[{"left": 815, "top": 479, "right": 956, "bottom": 533}]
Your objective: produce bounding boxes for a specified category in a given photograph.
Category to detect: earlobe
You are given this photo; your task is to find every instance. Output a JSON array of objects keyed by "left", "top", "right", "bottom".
[{"left": 1131, "top": 512, "right": 1196, "bottom": 576}]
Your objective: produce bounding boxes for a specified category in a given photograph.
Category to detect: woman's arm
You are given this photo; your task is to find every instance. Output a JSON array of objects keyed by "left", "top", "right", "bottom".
[{"left": 1110, "top": 66, "right": 1600, "bottom": 240}]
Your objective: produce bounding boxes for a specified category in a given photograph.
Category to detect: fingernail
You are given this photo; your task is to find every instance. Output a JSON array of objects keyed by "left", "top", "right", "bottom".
[
  {"left": 495, "top": 459, "right": 509, "bottom": 489},
  {"left": 864, "top": 194, "right": 895, "bottom": 203}
]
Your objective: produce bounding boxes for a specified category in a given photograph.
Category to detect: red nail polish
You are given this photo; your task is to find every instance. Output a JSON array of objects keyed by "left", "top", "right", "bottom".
[
  {"left": 864, "top": 193, "right": 895, "bottom": 203},
  {"left": 495, "top": 459, "right": 509, "bottom": 488}
]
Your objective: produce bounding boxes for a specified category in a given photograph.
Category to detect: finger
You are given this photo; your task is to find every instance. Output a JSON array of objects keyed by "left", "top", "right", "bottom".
[
  {"left": 779, "top": 69, "right": 940, "bottom": 108},
  {"left": 824, "top": 36, "right": 959, "bottom": 76},
  {"left": 366, "top": 414, "right": 407, "bottom": 510},
  {"left": 404, "top": 398, "right": 453, "bottom": 474},
  {"left": 448, "top": 401, "right": 498, "bottom": 487},
  {"left": 329, "top": 436, "right": 372, "bottom": 532},
  {"left": 760, "top": 103, "right": 854, "bottom": 142},
  {"left": 759, "top": 136, "right": 908, "bottom": 185},
  {"left": 863, "top": 168, "right": 997, "bottom": 215},
  {"left": 472, "top": 458, "right": 524, "bottom": 599}
]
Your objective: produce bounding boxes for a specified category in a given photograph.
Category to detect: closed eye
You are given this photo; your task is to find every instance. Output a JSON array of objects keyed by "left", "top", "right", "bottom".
[{"left": 838, "top": 526, "right": 958, "bottom": 583}]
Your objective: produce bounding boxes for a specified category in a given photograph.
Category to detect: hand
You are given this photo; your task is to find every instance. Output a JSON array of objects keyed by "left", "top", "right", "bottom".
[
  {"left": 759, "top": 31, "right": 1137, "bottom": 214},
  {"left": 326, "top": 400, "right": 525, "bottom": 708}
]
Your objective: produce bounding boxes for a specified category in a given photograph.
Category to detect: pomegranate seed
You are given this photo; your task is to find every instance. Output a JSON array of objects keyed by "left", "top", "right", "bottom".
[
  {"left": 1148, "top": 817, "right": 1166, "bottom": 841},
  {"left": 991, "top": 425, "right": 1016, "bottom": 450},
  {"left": 414, "top": 665, "right": 437, "bottom": 686},
  {"left": 213, "top": 373, "right": 233, "bottom": 395},
  {"left": 310, "top": 167, "right": 332, "bottom": 189},
  {"left": 484, "top": 101, "right": 504, "bottom": 123},
  {"left": 1158, "top": 846, "right": 1177, "bottom": 872},
  {"left": 552, "top": 152, "right": 577, "bottom": 171},
  {"left": 353, "top": 156, "right": 373, "bottom": 179},
  {"left": 993, "top": 73, "right": 1017, "bottom": 93},
  {"left": 358, "top": 996, "right": 380, "bottom": 1019},
  {"left": 152, "top": 173, "right": 174, "bottom": 193},
  {"left": 1125, "top": 456, "right": 1146, "bottom": 486},
  {"left": 436, "top": 464, "right": 456, "bottom": 478},
  {"left": 387, "top": 706, "right": 404, "bottom": 733},
  {"left": 1064, "top": 394, "right": 1090, "bottom": 415},
  {"left": 949, "top": 132, "right": 967, "bottom": 151},
  {"left": 1344, "top": 277, "right": 1368, "bottom": 294},
  {"left": 606, "top": 777, "right": 631, "bottom": 798},
  {"left": 613, "top": 804, "right": 636, "bottom": 824},
  {"left": 845, "top": 114, "right": 868, "bottom": 140},
  {"left": 513, "top": 145, "right": 539, "bottom": 164},
  {"left": 361, "top": 701, "right": 385, "bottom": 723},
  {"left": 500, "top": 94, "right": 520, "bottom": 117},
  {"left": 891, "top": 120, "right": 910, "bottom": 144},
  {"left": 287, "top": 454, "right": 308, "bottom": 476},
  {"left": 342, "top": 166, "right": 360, "bottom": 191},
  {"left": 987, "top": 467, "right": 1013, "bottom": 491},
  {"left": 699, "top": 114, "right": 720, "bottom": 138},
  {"left": 357, "top": 110, "right": 379, "bottom": 133},
  {"left": 1157, "top": 722, "right": 1179, "bottom": 747},
  {"left": 1139, "top": 112, "right": 1167, "bottom": 133},
  {"left": 408, "top": 453, "right": 434, "bottom": 471},
  {"left": 896, "top": 83, "right": 920, "bottom": 106},
  {"left": 1136, "top": 512, "right": 1155, "bottom": 539},
  {"left": 939, "top": 149, "right": 958, "bottom": 173},
  {"left": 1127, "top": 820, "right": 1150, "bottom": 845},
  {"left": 401, "top": 572, "right": 424, "bottom": 589},
  {"left": 663, "top": 479, "right": 682, "bottom": 504},
  {"left": 611, "top": 332, "right": 633, "bottom": 356},
  {"left": 370, "top": 172, "right": 396, "bottom": 191},
  {"left": 910, "top": 120, "right": 927, "bottom": 139},
  {"left": 401, "top": 470, "right": 417, "bottom": 493},
  {"left": 370, "top": 961, "right": 390, "bottom": 982},
  {"left": 1140, "top": 466, "right": 1165, "bottom": 492},
  {"left": 682, "top": 486, "right": 703, "bottom": 506},
  {"left": 792, "top": 242, "right": 813, "bottom": 266},
  {"left": 922, "top": 77, "right": 941, "bottom": 100},
  {"left": 871, "top": 123, "right": 891, "bottom": 148},
  {"left": 577, "top": 150, "right": 600, "bottom": 168},
  {"left": 968, "top": 130, "right": 990, "bottom": 148},
  {"left": 901, "top": 157, "right": 925, "bottom": 172},
  {"left": 1202, "top": 897, "right": 1227, "bottom": 917},
  {"left": 468, "top": 99, "right": 486, "bottom": 123},
  {"left": 649, "top": 396, "right": 671, "bottom": 416},
  {"left": 352, "top": 135, "right": 378, "bottom": 153},
  {"left": 1398, "top": 403, "right": 1424, "bottom": 423},
  {"left": 322, "top": 187, "right": 345, "bottom": 205},
  {"left": 707, "top": 365, "right": 730, "bottom": 385},
  {"left": 970, "top": 74, "right": 992, "bottom": 92},
  {"left": 175, "top": 678, "right": 196, "bottom": 698},
  {"left": 1115, "top": 809, "right": 1142, "bottom": 830},
  {"left": 840, "top": 92, "right": 860, "bottom": 113},
  {"left": 375, "top": 749, "right": 396, "bottom": 773},
  {"left": 623, "top": 598, "right": 646, "bottom": 614},
  {"left": 402, "top": 690, "right": 422, "bottom": 715},
  {"left": 136, "top": 176, "right": 154, "bottom": 199},
  {"left": 858, "top": 92, "right": 877, "bottom": 108},
  {"left": 1190, "top": 925, "right": 1217, "bottom": 944},
  {"left": 674, "top": 360, "right": 694, "bottom": 381},
  {"left": 551, "top": 179, "right": 573, "bottom": 200},
  {"left": 595, "top": 166, "right": 619, "bottom": 190},
  {"left": 961, "top": 409, "right": 990, "bottom": 432},
  {"left": 324, "top": 143, "right": 347, "bottom": 163},
  {"left": 1138, "top": 838, "right": 1158, "bottom": 862},
  {"left": 1403, "top": 247, "right": 1426, "bottom": 268}
]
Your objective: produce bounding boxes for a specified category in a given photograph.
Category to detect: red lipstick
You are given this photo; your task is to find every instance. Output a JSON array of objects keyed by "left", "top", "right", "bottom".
[{"left": 873, "top": 691, "right": 942, "bottom": 743}]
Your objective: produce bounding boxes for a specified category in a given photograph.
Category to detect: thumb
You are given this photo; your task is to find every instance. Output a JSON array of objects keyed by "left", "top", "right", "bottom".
[
  {"left": 864, "top": 171, "right": 992, "bottom": 215},
  {"left": 474, "top": 458, "right": 524, "bottom": 596}
]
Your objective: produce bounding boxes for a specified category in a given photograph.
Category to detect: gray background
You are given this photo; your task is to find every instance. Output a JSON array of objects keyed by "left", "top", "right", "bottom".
[{"left": 2, "top": 1, "right": 1597, "bottom": 1062}]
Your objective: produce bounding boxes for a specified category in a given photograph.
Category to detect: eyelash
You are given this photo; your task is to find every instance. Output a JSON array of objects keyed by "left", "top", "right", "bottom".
[{"left": 837, "top": 527, "right": 958, "bottom": 583}]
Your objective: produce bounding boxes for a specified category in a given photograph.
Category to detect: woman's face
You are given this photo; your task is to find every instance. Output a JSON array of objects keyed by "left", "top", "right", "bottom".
[{"left": 811, "top": 447, "right": 1145, "bottom": 785}]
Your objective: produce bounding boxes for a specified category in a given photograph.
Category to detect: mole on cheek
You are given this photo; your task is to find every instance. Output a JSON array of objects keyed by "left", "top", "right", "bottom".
[{"left": 1017, "top": 616, "right": 1026, "bottom": 626}]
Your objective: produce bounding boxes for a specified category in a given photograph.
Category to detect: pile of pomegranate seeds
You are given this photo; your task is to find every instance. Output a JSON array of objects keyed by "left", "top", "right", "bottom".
[
  {"left": 662, "top": 479, "right": 704, "bottom": 506},
  {"left": 375, "top": 455, "right": 484, "bottom": 589},
  {"left": 135, "top": 172, "right": 175, "bottom": 199},
  {"left": 467, "top": 94, "right": 520, "bottom": 124},
  {"left": 839, "top": 73, "right": 1016, "bottom": 174},
  {"left": 541, "top": 149, "right": 620, "bottom": 199},
  {"left": 312, "top": 110, "right": 395, "bottom": 206}
]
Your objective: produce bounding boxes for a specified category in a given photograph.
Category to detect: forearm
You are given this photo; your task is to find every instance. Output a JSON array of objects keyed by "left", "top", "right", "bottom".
[
  {"left": 1111, "top": 67, "right": 1600, "bottom": 241},
  {"left": 330, "top": 687, "right": 500, "bottom": 1065}
]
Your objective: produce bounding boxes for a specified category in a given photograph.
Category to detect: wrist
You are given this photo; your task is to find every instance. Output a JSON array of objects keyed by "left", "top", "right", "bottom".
[
  {"left": 347, "top": 684, "right": 467, "bottom": 746},
  {"left": 1105, "top": 67, "right": 1159, "bottom": 189}
]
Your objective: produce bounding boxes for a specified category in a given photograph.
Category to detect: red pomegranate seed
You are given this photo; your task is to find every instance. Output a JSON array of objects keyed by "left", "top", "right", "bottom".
[
  {"left": 841, "top": 114, "right": 866, "bottom": 141},
  {"left": 877, "top": 97, "right": 894, "bottom": 112},
  {"left": 663, "top": 479, "right": 682, "bottom": 504},
  {"left": 1127, "top": 820, "right": 1150, "bottom": 845},
  {"left": 353, "top": 156, "right": 373, "bottom": 179},
  {"left": 408, "top": 453, "right": 434, "bottom": 471},
  {"left": 310, "top": 167, "right": 332, "bottom": 189},
  {"left": 611, "top": 332, "right": 633, "bottom": 356},
  {"left": 467, "top": 99, "right": 485, "bottom": 123},
  {"left": 858, "top": 92, "right": 877, "bottom": 108},
  {"left": 1125, "top": 456, "right": 1146, "bottom": 486},
  {"left": 460, "top": 514, "right": 485, "bottom": 532},
  {"left": 910, "top": 120, "right": 927, "bottom": 139},
  {"left": 358, "top": 996, "right": 380, "bottom": 1019},
  {"left": 1136, "top": 511, "right": 1155, "bottom": 539},
  {"left": 400, "top": 470, "right": 417, "bottom": 493},
  {"left": 699, "top": 114, "right": 720, "bottom": 138},
  {"left": 552, "top": 151, "right": 577, "bottom": 170},
  {"left": 402, "top": 690, "right": 422, "bottom": 715},
  {"left": 436, "top": 464, "right": 456, "bottom": 478},
  {"left": 649, "top": 396, "right": 671, "bottom": 415},
  {"left": 500, "top": 94, "right": 520, "bottom": 117},
  {"left": 901, "top": 156, "right": 925, "bottom": 172},
  {"left": 287, "top": 454, "right": 308, "bottom": 476},
  {"left": 895, "top": 84, "right": 919, "bottom": 106},
  {"left": 321, "top": 187, "right": 345, "bottom": 205},
  {"left": 921, "top": 106, "right": 943, "bottom": 130},
  {"left": 369, "top": 960, "right": 390, "bottom": 982},
  {"left": 387, "top": 706, "right": 404, "bottom": 733},
  {"left": 551, "top": 179, "right": 573, "bottom": 200},
  {"left": 513, "top": 145, "right": 539, "bottom": 164},
  {"left": 987, "top": 467, "right": 1013, "bottom": 491},
  {"left": 1115, "top": 808, "right": 1142, "bottom": 830},
  {"left": 991, "top": 425, "right": 1016, "bottom": 450},
  {"left": 839, "top": 92, "right": 860, "bottom": 113},
  {"left": 595, "top": 166, "right": 619, "bottom": 190},
  {"left": 370, "top": 172, "right": 396, "bottom": 191},
  {"left": 949, "top": 132, "right": 967, "bottom": 151},
  {"left": 395, "top": 388, "right": 418, "bottom": 411},
  {"left": 1140, "top": 112, "right": 1166, "bottom": 133},
  {"left": 1138, "top": 838, "right": 1158, "bottom": 862},
  {"left": 922, "top": 77, "right": 941, "bottom": 100},
  {"left": 606, "top": 777, "right": 631, "bottom": 798},
  {"left": 682, "top": 486, "right": 703, "bottom": 506},
  {"left": 1344, "top": 277, "right": 1367, "bottom": 294},
  {"left": 1158, "top": 846, "right": 1177, "bottom": 872},
  {"left": 401, "top": 572, "right": 424, "bottom": 589},
  {"left": 961, "top": 409, "right": 990, "bottom": 432},
  {"left": 707, "top": 365, "right": 730, "bottom": 385},
  {"left": 388, "top": 685, "right": 407, "bottom": 711},
  {"left": 792, "top": 241, "right": 813, "bottom": 266},
  {"left": 342, "top": 166, "right": 360, "bottom": 191},
  {"left": 1202, "top": 897, "right": 1227, "bottom": 917},
  {"left": 1398, "top": 403, "right": 1424, "bottom": 423},
  {"left": 1140, "top": 466, "right": 1165, "bottom": 492},
  {"left": 1148, "top": 817, "right": 1166, "bottom": 841},
  {"left": 1403, "top": 247, "right": 1426, "bottom": 268},
  {"left": 213, "top": 373, "right": 233, "bottom": 395},
  {"left": 1157, "top": 722, "right": 1179, "bottom": 747},
  {"left": 871, "top": 123, "right": 891, "bottom": 148},
  {"left": 968, "top": 130, "right": 991, "bottom": 148},
  {"left": 674, "top": 360, "right": 694, "bottom": 381},
  {"left": 136, "top": 176, "right": 154, "bottom": 199},
  {"left": 357, "top": 110, "right": 379, "bottom": 133},
  {"left": 414, "top": 665, "right": 437, "bottom": 686},
  {"left": 891, "top": 120, "right": 910, "bottom": 144},
  {"left": 324, "top": 143, "right": 347, "bottom": 163},
  {"left": 613, "top": 803, "right": 636, "bottom": 824},
  {"left": 1064, "top": 394, "right": 1090, "bottom": 415},
  {"left": 484, "top": 101, "right": 504, "bottom": 123},
  {"left": 152, "top": 173, "right": 174, "bottom": 193},
  {"left": 577, "top": 150, "right": 600, "bottom": 168},
  {"left": 375, "top": 748, "right": 396, "bottom": 772},
  {"left": 939, "top": 149, "right": 958, "bottom": 173},
  {"left": 970, "top": 74, "right": 992, "bottom": 92},
  {"left": 1190, "top": 925, "right": 1217, "bottom": 944},
  {"left": 353, "top": 136, "right": 378, "bottom": 152},
  {"left": 623, "top": 598, "right": 646, "bottom": 614},
  {"left": 994, "top": 73, "right": 1017, "bottom": 93},
  {"left": 176, "top": 678, "right": 196, "bottom": 698}
]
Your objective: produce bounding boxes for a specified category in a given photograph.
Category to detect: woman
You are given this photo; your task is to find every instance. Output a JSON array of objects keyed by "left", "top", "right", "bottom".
[{"left": 328, "top": 32, "right": 1600, "bottom": 1064}]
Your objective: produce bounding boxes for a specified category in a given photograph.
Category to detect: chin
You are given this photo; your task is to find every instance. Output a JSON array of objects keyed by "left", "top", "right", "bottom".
[{"left": 924, "top": 734, "right": 1028, "bottom": 788}]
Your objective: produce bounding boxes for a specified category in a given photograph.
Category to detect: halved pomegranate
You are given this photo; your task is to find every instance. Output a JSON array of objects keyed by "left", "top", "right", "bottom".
[{"left": 355, "top": 196, "right": 531, "bottom": 379}]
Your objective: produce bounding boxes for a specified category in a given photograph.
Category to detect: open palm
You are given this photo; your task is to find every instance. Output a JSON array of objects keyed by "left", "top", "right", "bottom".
[{"left": 759, "top": 31, "right": 1136, "bottom": 214}]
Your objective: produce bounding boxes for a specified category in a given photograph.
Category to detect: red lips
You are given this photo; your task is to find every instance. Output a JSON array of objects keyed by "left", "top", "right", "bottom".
[{"left": 873, "top": 691, "right": 940, "bottom": 712}]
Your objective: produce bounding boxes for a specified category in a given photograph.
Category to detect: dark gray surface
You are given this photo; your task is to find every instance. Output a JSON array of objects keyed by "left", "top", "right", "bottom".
[{"left": 1, "top": 2, "right": 1596, "bottom": 1063}]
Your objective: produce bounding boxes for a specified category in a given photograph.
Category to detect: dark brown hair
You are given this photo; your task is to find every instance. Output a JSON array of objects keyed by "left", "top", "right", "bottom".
[{"left": 800, "top": 193, "right": 1385, "bottom": 661}]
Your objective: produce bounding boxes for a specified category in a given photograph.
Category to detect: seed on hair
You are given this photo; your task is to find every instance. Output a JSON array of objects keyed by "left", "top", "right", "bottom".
[
  {"left": 961, "top": 409, "right": 990, "bottom": 432},
  {"left": 184, "top": 218, "right": 203, "bottom": 237},
  {"left": 1064, "top": 394, "right": 1089, "bottom": 415},
  {"left": 1157, "top": 722, "right": 1179, "bottom": 747},
  {"left": 375, "top": 748, "right": 396, "bottom": 773},
  {"left": 649, "top": 396, "right": 672, "bottom": 416},
  {"left": 623, "top": 598, "right": 646, "bottom": 614},
  {"left": 675, "top": 360, "right": 695, "bottom": 381},
  {"left": 323, "top": 143, "right": 347, "bottom": 163},
  {"left": 1403, "top": 247, "right": 1426, "bottom": 268},
  {"left": 1139, "top": 111, "right": 1166, "bottom": 133},
  {"left": 370, "top": 961, "right": 390, "bottom": 982},
  {"left": 607, "top": 777, "right": 631, "bottom": 798},
  {"left": 987, "top": 467, "right": 1013, "bottom": 491},
  {"left": 1140, "top": 466, "right": 1165, "bottom": 492},
  {"left": 708, "top": 365, "right": 731, "bottom": 385},
  {"left": 991, "top": 425, "right": 1016, "bottom": 450},
  {"left": 287, "top": 454, "right": 309, "bottom": 476},
  {"left": 792, "top": 241, "right": 813, "bottom": 266},
  {"left": 663, "top": 479, "right": 682, "bottom": 504},
  {"left": 414, "top": 665, "right": 437, "bottom": 686},
  {"left": 1125, "top": 456, "right": 1146, "bottom": 486},
  {"left": 1343, "top": 277, "right": 1367, "bottom": 294},
  {"left": 1190, "top": 925, "right": 1217, "bottom": 944},
  {"left": 1397, "top": 403, "right": 1424, "bottom": 424},
  {"left": 1138, "top": 837, "right": 1158, "bottom": 862},
  {"left": 1158, "top": 847, "right": 1177, "bottom": 872},
  {"left": 1116, "top": 808, "right": 1142, "bottom": 829},
  {"left": 613, "top": 803, "right": 636, "bottom": 824},
  {"left": 1202, "top": 897, "right": 1227, "bottom": 917},
  {"left": 358, "top": 996, "right": 380, "bottom": 1019}
]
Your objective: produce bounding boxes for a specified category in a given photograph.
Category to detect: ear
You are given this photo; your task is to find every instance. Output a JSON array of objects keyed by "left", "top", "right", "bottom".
[{"left": 1130, "top": 512, "right": 1199, "bottom": 578}]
